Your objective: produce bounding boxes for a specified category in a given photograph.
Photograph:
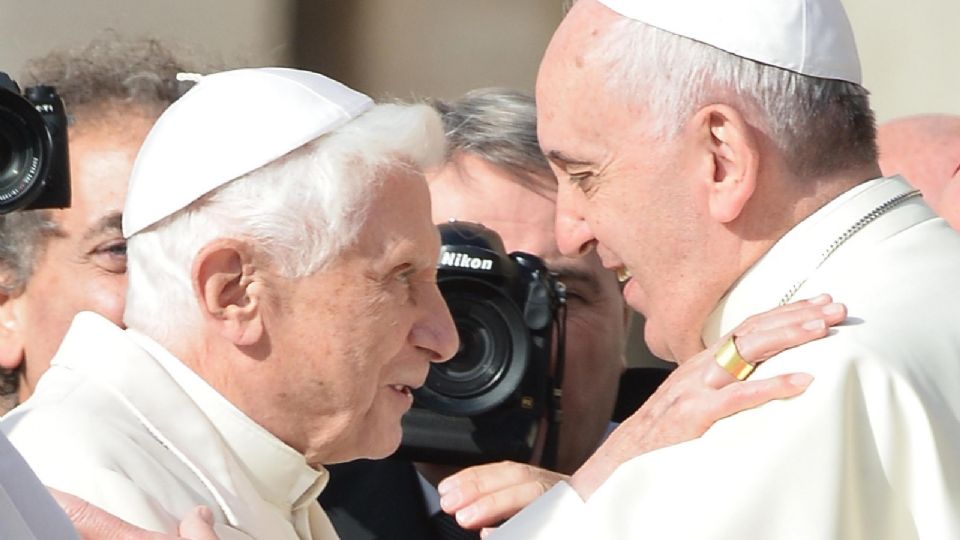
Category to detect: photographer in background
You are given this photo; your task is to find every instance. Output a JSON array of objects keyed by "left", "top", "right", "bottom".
[
  {"left": 320, "top": 88, "right": 630, "bottom": 539},
  {"left": 0, "top": 37, "right": 221, "bottom": 540},
  {"left": 0, "top": 36, "right": 191, "bottom": 414}
]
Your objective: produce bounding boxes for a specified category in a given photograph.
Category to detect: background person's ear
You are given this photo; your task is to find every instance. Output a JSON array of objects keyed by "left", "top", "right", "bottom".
[
  {"left": 192, "top": 240, "right": 265, "bottom": 347},
  {"left": 693, "top": 104, "right": 761, "bottom": 224},
  {"left": 0, "top": 293, "right": 26, "bottom": 370}
]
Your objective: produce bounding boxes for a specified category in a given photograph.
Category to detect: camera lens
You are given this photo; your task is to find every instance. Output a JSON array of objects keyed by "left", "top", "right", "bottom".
[
  {"left": 0, "top": 90, "right": 51, "bottom": 213},
  {"left": 0, "top": 135, "right": 12, "bottom": 172},
  {"left": 415, "top": 278, "right": 532, "bottom": 416},
  {"left": 431, "top": 294, "right": 514, "bottom": 398}
]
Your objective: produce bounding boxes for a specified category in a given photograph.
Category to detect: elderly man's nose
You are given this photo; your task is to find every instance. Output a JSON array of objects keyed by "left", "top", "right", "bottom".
[
  {"left": 555, "top": 206, "right": 596, "bottom": 258},
  {"left": 410, "top": 297, "right": 459, "bottom": 362}
]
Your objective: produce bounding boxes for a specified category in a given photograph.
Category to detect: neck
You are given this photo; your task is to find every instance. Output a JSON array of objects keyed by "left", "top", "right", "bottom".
[
  {"left": 740, "top": 162, "right": 883, "bottom": 263},
  {"left": 789, "top": 163, "right": 882, "bottom": 224},
  {"left": 690, "top": 162, "right": 883, "bottom": 354}
]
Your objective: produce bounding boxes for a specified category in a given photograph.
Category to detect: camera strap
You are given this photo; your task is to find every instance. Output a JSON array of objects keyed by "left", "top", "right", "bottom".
[{"left": 539, "top": 297, "right": 567, "bottom": 471}]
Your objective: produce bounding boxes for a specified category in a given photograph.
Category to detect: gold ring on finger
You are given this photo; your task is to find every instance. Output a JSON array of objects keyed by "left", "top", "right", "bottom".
[{"left": 714, "top": 336, "right": 755, "bottom": 381}]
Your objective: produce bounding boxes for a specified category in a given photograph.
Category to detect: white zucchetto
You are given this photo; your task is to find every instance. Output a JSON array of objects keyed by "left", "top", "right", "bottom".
[
  {"left": 597, "top": 0, "right": 862, "bottom": 84},
  {"left": 123, "top": 67, "right": 373, "bottom": 238}
]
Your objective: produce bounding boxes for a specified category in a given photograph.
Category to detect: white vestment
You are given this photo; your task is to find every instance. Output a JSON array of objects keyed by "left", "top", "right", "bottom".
[
  {"left": 495, "top": 177, "right": 960, "bottom": 539},
  {"left": 0, "top": 430, "right": 78, "bottom": 540},
  {"left": 1, "top": 313, "right": 339, "bottom": 540}
]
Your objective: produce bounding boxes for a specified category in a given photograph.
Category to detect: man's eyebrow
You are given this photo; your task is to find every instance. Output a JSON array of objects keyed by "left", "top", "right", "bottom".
[
  {"left": 81, "top": 212, "right": 123, "bottom": 241},
  {"left": 546, "top": 150, "right": 594, "bottom": 168}
]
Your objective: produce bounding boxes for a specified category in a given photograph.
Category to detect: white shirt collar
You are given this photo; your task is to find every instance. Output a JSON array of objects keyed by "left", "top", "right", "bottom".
[{"left": 126, "top": 330, "right": 328, "bottom": 513}]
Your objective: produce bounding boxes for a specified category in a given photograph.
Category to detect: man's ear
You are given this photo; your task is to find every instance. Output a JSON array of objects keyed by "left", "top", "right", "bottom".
[
  {"left": 192, "top": 240, "right": 265, "bottom": 347},
  {"left": 0, "top": 292, "right": 25, "bottom": 370},
  {"left": 693, "top": 104, "right": 760, "bottom": 223}
]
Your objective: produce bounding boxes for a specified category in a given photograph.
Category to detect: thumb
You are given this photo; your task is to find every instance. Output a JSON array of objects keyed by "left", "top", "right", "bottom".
[{"left": 178, "top": 506, "right": 220, "bottom": 540}]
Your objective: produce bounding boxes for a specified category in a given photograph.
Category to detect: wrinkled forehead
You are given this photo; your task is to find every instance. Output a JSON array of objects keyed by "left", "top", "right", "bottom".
[{"left": 354, "top": 168, "right": 438, "bottom": 252}]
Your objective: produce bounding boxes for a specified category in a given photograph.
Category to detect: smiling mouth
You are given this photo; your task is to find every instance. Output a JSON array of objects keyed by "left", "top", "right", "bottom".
[{"left": 616, "top": 267, "right": 632, "bottom": 283}]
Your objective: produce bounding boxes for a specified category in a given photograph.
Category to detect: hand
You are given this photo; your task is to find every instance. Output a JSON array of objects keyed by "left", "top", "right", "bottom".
[
  {"left": 437, "top": 461, "right": 569, "bottom": 532},
  {"left": 49, "top": 488, "right": 220, "bottom": 540},
  {"left": 570, "top": 294, "right": 847, "bottom": 499}
]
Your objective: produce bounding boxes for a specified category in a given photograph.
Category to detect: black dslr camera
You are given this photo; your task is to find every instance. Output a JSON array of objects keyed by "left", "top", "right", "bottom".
[
  {"left": 0, "top": 72, "right": 70, "bottom": 214},
  {"left": 397, "top": 221, "right": 566, "bottom": 467}
]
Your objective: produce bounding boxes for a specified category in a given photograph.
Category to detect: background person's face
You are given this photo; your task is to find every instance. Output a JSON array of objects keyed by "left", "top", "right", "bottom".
[
  {"left": 1, "top": 111, "right": 154, "bottom": 400},
  {"left": 428, "top": 153, "right": 626, "bottom": 474},
  {"left": 536, "top": 2, "right": 721, "bottom": 362},
  {"left": 261, "top": 171, "right": 458, "bottom": 465}
]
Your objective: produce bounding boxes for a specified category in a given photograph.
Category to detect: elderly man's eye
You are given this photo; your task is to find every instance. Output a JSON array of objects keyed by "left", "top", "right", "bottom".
[
  {"left": 393, "top": 264, "right": 416, "bottom": 284},
  {"left": 569, "top": 171, "right": 597, "bottom": 194}
]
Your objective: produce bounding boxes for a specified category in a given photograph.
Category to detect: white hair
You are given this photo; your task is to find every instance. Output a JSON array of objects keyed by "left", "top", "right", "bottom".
[
  {"left": 590, "top": 18, "right": 877, "bottom": 176},
  {"left": 124, "top": 103, "right": 445, "bottom": 344}
]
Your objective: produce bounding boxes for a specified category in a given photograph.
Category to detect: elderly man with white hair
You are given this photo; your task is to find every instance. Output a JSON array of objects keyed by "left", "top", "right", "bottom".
[{"left": 1, "top": 68, "right": 460, "bottom": 539}]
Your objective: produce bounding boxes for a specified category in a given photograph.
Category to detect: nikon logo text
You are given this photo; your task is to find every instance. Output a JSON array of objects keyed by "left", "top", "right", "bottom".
[{"left": 441, "top": 252, "right": 494, "bottom": 271}]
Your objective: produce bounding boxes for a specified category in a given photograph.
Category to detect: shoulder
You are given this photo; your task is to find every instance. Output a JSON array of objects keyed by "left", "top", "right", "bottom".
[
  {"left": 1, "top": 378, "right": 188, "bottom": 533},
  {"left": 2, "top": 377, "right": 155, "bottom": 475}
]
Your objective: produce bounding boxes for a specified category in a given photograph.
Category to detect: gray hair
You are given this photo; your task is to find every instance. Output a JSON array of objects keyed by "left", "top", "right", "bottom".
[
  {"left": 591, "top": 18, "right": 878, "bottom": 177},
  {"left": 123, "top": 102, "right": 446, "bottom": 345},
  {"left": 432, "top": 88, "right": 553, "bottom": 191}
]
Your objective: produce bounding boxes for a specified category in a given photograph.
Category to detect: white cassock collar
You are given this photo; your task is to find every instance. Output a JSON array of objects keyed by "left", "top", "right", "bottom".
[{"left": 127, "top": 330, "right": 328, "bottom": 516}]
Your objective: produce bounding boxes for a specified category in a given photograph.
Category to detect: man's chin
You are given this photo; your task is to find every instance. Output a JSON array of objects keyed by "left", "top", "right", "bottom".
[
  {"left": 642, "top": 320, "right": 679, "bottom": 364},
  {"left": 364, "top": 422, "right": 405, "bottom": 461}
]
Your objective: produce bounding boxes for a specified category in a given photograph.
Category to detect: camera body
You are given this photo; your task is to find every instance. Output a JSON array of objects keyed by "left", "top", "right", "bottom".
[
  {"left": 396, "top": 221, "right": 565, "bottom": 466},
  {"left": 0, "top": 72, "right": 70, "bottom": 214}
]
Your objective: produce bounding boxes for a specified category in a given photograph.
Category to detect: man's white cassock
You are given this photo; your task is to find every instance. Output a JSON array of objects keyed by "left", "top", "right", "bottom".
[
  {"left": 495, "top": 177, "right": 960, "bottom": 539},
  {"left": 1, "top": 314, "right": 339, "bottom": 539},
  {"left": 0, "top": 430, "right": 79, "bottom": 539}
]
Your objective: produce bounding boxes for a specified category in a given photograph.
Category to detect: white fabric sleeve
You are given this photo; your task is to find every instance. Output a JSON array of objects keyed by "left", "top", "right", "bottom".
[{"left": 490, "top": 480, "right": 588, "bottom": 538}]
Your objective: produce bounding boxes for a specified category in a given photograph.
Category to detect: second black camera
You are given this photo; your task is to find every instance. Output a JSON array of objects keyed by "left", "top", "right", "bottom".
[{"left": 0, "top": 71, "right": 70, "bottom": 215}]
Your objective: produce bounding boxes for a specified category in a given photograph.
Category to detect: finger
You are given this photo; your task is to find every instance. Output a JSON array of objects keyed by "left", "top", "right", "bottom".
[
  {"left": 439, "top": 462, "right": 543, "bottom": 513},
  {"left": 178, "top": 506, "right": 219, "bottom": 540},
  {"left": 735, "top": 294, "right": 833, "bottom": 332},
  {"left": 735, "top": 311, "right": 840, "bottom": 364},
  {"left": 50, "top": 487, "right": 166, "bottom": 539},
  {"left": 730, "top": 301, "right": 846, "bottom": 337},
  {"left": 712, "top": 372, "right": 814, "bottom": 420},
  {"left": 454, "top": 479, "right": 559, "bottom": 530},
  {"left": 704, "top": 316, "right": 836, "bottom": 387}
]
